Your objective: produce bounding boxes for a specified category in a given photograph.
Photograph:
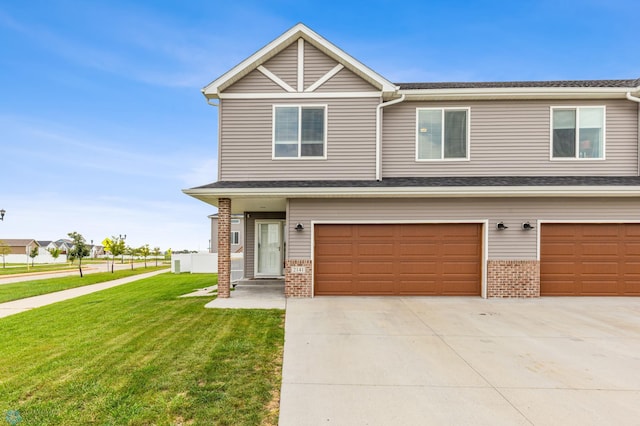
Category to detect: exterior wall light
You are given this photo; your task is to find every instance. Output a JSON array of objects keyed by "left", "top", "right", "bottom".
[
  {"left": 522, "top": 222, "right": 535, "bottom": 231},
  {"left": 295, "top": 223, "right": 304, "bottom": 232},
  {"left": 496, "top": 222, "right": 508, "bottom": 230}
]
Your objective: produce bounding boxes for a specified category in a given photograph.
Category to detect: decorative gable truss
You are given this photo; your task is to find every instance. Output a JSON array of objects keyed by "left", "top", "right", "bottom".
[
  {"left": 255, "top": 39, "right": 345, "bottom": 93},
  {"left": 202, "top": 23, "right": 397, "bottom": 100}
]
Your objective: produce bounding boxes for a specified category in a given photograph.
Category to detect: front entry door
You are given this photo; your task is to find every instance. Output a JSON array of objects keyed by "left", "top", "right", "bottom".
[{"left": 256, "top": 221, "right": 284, "bottom": 276}]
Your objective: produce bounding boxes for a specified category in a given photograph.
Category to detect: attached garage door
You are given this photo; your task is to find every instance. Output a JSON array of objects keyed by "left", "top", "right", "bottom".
[
  {"left": 314, "top": 223, "right": 482, "bottom": 296},
  {"left": 541, "top": 223, "right": 640, "bottom": 296}
]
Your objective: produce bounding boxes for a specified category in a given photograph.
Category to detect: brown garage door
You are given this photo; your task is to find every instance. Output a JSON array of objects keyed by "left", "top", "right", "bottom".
[
  {"left": 314, "top": 223, "right": 482, "bottom": 296},
  {"left": 541, "top": 223, "right": 640, "bottom": 296}
]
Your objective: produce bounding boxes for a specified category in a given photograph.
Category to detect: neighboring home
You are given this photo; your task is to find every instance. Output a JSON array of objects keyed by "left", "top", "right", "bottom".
[
  {"left": 209, "top": 213, "right": 244, "bottom": 254},
  {"left": 184, "top": 24, "right": 640, "bottom": 299},
  {"left": 37, "top": 240, "right": 58, "bottom": 252},
  {"left": 89, "top": 245, "right": 105, "bottom": 258},
  {"left": 54, "top": 239, "right": 74, "bottom": 255},
  {"left": 1, "top": 239, "right": 40, "bottom": 255}
]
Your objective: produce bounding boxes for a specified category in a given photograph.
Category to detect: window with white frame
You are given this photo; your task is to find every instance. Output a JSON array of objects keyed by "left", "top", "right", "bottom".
[
  {"left": 273, "top": 105, "right": 326, "bottom": 158},
  {"left": 416, "top": 108, "right": 469, "bottom": 160},
  {"left": 552, "top": 106, "right": 605, "bottom": 159},
  {"left": 231, "top": 231, "right": 240, "bottom": 245}
]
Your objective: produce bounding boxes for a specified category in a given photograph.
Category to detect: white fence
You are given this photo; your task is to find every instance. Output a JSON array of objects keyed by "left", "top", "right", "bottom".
[
  {"left": 2, "top": 253, "right": 69, "bottom": 265},
  {"left": 171, "top": 253, "right": 244, "bottom": 280}
]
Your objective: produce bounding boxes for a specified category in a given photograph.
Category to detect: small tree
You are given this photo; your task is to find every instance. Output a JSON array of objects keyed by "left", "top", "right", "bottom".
[
  {"left": 49, "top": 247, "right": 61, "bottom": 262},
  {"left": 29, "top": 246, "right": 39, "bottom": 266},
  {"left": 165, "top": 248, "right": 172, "bottom": 260},
  {"left": 0, "top": 240, "right": 10, "bottom": 268},
  {"left": 103, "top": 236, "right": 125, "bottom": 273},
  {"left": 67, "top": 232, "right": 90, "bottom": 277},
  {"left": 139, "top": 244, "right": 150, "bottom": 268},
  {"left": 152, "top": 247, "right": 161, "bottom": 267},
  {"left": 125, "top": 246, "right": 138, "bottom": 270}
]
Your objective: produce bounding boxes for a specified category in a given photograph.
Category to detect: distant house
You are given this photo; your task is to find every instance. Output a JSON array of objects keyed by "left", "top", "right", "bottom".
[
  {"left": 1, "top": 239, "right": 40, "bottom": 255},
  {"left": 37, "top": 240, "right": 58, "bottom": 252},
  {"left": 209, "top": 213, "right": 244, "bottom": 254},
  {"left": 90, "top": 245, "right": 105, "bottom": 257},
  {"left": 54, "top": 239, "right": 74, "bottom": 255}
]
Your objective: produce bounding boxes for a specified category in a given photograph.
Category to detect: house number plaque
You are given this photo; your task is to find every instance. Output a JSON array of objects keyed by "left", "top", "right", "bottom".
[{"left": 291, "top": 266, "right": 306, "bottom": 274}]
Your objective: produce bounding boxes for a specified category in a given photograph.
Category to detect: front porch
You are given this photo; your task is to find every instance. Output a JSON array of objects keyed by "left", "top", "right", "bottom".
[{"left": 205, "top": 279, "right": 285, "bottom": 309}]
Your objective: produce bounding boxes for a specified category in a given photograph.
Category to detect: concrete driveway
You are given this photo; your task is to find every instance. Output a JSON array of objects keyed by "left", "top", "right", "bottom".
[{"left": 279, "top": 297, "right": 640, "bottom": 425}]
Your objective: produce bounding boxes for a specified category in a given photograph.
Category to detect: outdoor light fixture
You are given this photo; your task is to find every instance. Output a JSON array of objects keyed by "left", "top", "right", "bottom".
[
  {"left": 0, "top": 209, "right": 5, "bottom": 221},
  {"left": 522, "top": 222, "right": 535, "bottom": 231},
  {"left": 295, "top": 223, "right": 304, "bottom": 231},
  {"left": 496, "top": 222, "right": 508, "bottom": 230}
]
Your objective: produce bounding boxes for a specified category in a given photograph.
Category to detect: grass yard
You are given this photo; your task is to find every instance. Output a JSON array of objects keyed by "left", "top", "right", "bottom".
[
  {"left": 0, "top": 273, "right": 285, "bottom": 425},
  {"left": 0, "top": 263, "right": 77, "bottom": 275},
  {"left": 0, "top": 266, "right": 169, "bottom": 303}
]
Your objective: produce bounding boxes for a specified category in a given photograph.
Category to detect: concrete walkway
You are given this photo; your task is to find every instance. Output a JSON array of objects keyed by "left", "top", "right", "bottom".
[
  {"left": 204, "top": 280, "right": 285, "bottom": 309},
  {"left": 280, "top": 296, "right": 640, "bottom": 426},
  {"left": 0, "top": 269, "right": 169, "bottom": 319}
]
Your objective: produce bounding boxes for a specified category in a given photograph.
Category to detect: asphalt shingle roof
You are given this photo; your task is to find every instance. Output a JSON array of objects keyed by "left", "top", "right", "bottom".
[
  {"left": 396, "top": 78, "right": 640, "bottom": 90},
  {"left": 194, "top": 176, "right": 640, "bottom": 190}
]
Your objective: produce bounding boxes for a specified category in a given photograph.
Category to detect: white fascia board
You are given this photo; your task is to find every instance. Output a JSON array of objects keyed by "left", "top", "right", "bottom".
[
  {"left": 400, "top": 87, "right": 639, "bottom": 101},
  {"left": 184, "top": 185, "right": 640, "bottom": 199},
  {"left": 202, "top": 23, "right": 397, "bottom": 98}
]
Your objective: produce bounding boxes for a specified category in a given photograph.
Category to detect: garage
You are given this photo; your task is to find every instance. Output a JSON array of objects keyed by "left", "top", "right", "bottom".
[
  {"left": 314, "top": 223, "right": 482, "bottom": 296},
  {"left": 541, "top": 223, "right": 640, "bottom": 296}
]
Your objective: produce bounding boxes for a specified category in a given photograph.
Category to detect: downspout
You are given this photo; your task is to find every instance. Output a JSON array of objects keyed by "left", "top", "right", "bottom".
[
  {"left": 206, "top": 98, "right": 222, "bottom": 182},
  {"left": 376, "top": 94, "right": 405, "bottom": 181},
  {"left": 627, "top": 93, "right": 640, "bottom": 176}
]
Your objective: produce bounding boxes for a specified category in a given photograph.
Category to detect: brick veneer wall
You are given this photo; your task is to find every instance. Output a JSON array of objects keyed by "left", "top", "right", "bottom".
[
  {"left": 217, "top": 198, "right": 231, "bottom": 298},
  {"left": 285, "top": 259, "right": 313, "bottom": 298},
  {"left": 487, "top": 260, "right": 540, "bottom": 298}
]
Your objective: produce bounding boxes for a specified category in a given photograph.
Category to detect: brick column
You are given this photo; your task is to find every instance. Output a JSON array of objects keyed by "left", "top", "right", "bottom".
[
  {"left": 285, "top": 259, "right": 313, "bottom": 297},
  {"left": 217, "top": 198, "right": 231, "bottom": 298},
  {"left": 487, "top": 260, "right": 540, "bottom": 298}
]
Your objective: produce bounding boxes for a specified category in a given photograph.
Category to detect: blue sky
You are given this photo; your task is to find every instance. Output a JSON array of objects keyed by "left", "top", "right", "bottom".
[{"left": 1, "top": 0, "right": 638, "bottom": 251}]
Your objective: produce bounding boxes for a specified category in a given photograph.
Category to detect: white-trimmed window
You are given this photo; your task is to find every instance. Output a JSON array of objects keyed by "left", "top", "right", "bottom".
[
  {"left": 551, "top": 106, "right": 605, "bottom": 159},
  {"left": 231, "top": 231, "right": 240, "bottom": 245},
  {"left": 273, "top": 105, "right": 327, "bottom": 158},
  {"left": 416, "top": 108, "right": 469, "bottom": 160}
]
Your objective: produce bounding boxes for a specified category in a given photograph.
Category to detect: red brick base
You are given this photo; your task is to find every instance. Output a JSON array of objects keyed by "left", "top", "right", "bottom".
[
  {"left": 487, "top": 260, "right": 540, "bottom": 298},
  {"left": 285, "top": 259, "right": 313, "bottom": 298}
]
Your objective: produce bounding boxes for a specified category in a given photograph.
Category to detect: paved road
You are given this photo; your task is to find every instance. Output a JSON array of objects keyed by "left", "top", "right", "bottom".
[
  {"left": 0, "top": 268, "right": 169, "bottom": 318},
  {"left": 0, "top": 261, "right": 168, "bottom": 285}
]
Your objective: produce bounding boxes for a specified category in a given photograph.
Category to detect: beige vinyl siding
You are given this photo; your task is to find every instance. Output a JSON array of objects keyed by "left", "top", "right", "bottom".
[
  {"left": 303, "top": 42, "right": 339, "bottom": 90},
  {"left": 383, "top": 99, "right": 638, "bottom": 177},
  {"left": 315, "top": 68, "right": 379, "bottom": 92},
  {"left": 286, "top": 197, "right": 640, "bottom": 260},
  {"left": 219, "top": 97, "right": 379, "bottom": 180},
  {"left": 262, "top": 42, "right": 298, "bottom": 89},
  {"left": 224, "top": 69, "right": 287, "bottom": 93}
]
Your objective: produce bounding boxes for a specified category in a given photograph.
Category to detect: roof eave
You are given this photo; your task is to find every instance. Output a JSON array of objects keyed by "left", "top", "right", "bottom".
[{"left": 399, "top": 86, "right": 640, "bottom": 101}]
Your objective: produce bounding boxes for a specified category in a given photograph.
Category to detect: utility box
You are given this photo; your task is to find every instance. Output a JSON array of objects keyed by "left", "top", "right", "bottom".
[{"left": 173, "top": 260, "right": 180, "bottom": 274}]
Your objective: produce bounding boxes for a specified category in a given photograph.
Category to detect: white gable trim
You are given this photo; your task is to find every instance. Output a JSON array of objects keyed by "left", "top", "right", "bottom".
[
  {"left": 202, "top": 23, "right": 397, "bottom": 99},
  {"left": 218, "top": 92, "right": 381, "bottom": 99},
  {"left": 305, "top": 64, "right": 344, "bottom": 92},
  {"left": 257, "top": 66, "right": 296, "bottom": 93}
]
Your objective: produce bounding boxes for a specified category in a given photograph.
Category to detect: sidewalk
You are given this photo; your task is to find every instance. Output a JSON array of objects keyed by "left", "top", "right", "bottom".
[{"left": 0, "top": 269, "right": 169, "bottom": 319}]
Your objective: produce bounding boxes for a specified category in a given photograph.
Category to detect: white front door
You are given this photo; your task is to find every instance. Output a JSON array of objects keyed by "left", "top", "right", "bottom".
[{"left": 256, "top": 221, "right": 284, "bottom": 276}]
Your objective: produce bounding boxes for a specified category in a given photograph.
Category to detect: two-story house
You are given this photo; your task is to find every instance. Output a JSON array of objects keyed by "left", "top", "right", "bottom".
[{"left": 184, "top": 24, "right": 640, "bottom": 299}]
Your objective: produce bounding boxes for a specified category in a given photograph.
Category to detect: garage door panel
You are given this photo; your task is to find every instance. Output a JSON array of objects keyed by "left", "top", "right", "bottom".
[
  {"left": 315, "top": 261, "right": 353, "bottom": 274},
  {"left": 582, "top": 243, "right": 619, "bottom": 256},
  {"left": 541, "top": 224, "right": 640, "bottom": 296},
  {"left": 314, "top": 223, "right": 481, "bottom": 296},
  {"left": 357, "top": 243, "right": 394, "bottom": 256},
  {"left": 315, "top": 242, "right": 352, "bottom": 256},
  {"left": 316, "top": 225, "right": 354, "bottom": 238},
  {"left": 398, "top": 243, "right": 438, "bottom": 256}
]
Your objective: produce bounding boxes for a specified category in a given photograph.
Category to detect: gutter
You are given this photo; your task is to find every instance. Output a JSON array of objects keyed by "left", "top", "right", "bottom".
[
  {"left": 376, "top": 94, "right": 405, "bottom": 181},
  {"left": 627, "top": 93, "right": 640, "bottom": 176}
]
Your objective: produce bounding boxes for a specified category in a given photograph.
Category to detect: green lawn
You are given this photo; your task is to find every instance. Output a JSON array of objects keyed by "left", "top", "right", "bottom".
[
  {"left": 0, "top": 263, "right": 77, "bottom": 275},
  {"left": 0, "top": 266, "right": 169, "bottom": 303},
  {"left": 0, "top": 273, "right": 285, "bottom": 425}
]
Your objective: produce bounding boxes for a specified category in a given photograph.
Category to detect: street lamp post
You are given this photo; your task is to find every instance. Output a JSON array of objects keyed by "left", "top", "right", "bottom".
[
  {"left": 119, "top": 234, "right": 126, "bottom": 264},
  {"left": 0, "top": 209, "right": 5, "bottom": 221}
]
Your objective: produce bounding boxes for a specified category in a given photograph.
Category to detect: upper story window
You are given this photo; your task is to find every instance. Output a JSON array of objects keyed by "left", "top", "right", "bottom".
[
  {"left": 416, "top": 108, "right": 469, "bottom": 161},
  {"left": 273, "top": 105, "right": 327, "bottom": 159},
  {"left": 551, "top": 106, "right": 605, "bottom": 159}
]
